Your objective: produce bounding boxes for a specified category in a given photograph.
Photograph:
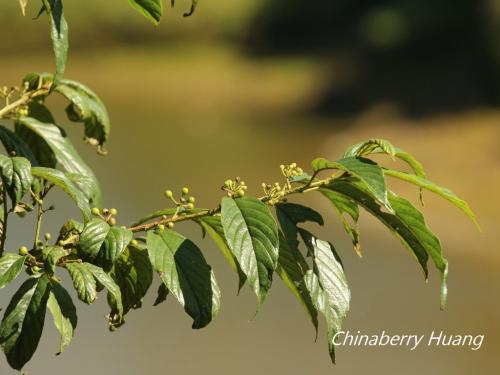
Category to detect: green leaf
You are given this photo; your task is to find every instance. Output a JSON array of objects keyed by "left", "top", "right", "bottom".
[
  {"left": 47, "top": 283, "right": 77, "bottom": 355},
  {"left": 110, "top": 245, "right": 153, "bottom": 314},
  {"left": 66, "top": 262, "right": 97, "bottom": 304},
  {"left": 183, "top": 0, "right": 199, "bottom": 17},
  {"left": 153, "top": 283, "right": 169, "bottom": 306},
  {"left": 344, "top": 139, "right": 426, "bottom": 179},
  {"left": 0, "top": 154, "right": 32, "bottom": 205},
  {"left": 96, "top": 226, "right": 133, "bottom": 272},
  {"left": 276, "top": 231, "right": 318, "bottom": 333},
  {"left": 55, "top": 80, "right": 111, "bottom": 148},
  {"left": 147, "top": 229, "right": 221, "bottom": 329},
  {"left": 85, "top": 263, "right": 124, "bottom": 325},
  {"left": 58, "top": 219, "right": 84, "bottom": 241},
  {"left": 318, "top": 188, "right": 361, "bottom": 256},
  {"left": 42, "top": 246, "right": 67, "bottom": 275},
  {"left": 275, "top": 202, "right": 323, "bottom": 254},
  {"left": 0, "top": 254, "right": 27, "bottom": 289},
  {"left": 344, "top": 139, "right": 427, "bottom": 203},
  {"left": 0, "top": 125, "right": 37, "bottom": 165},
  {"left": 0, "top": 275, "right": 51, "bottom": 371},
  {"left": 301, "top": 235, "right": 350, "bottom": 364},
  {"left": 16, "top": 117, "right": 102, "bottom": 206},
  {"left": 31, "top": 166, "right": 91, "bottom": 222},
  {"left": 197, "top": 215, "right": 246, "bottom": 292},
  {"left": 42, "top": 0, "right": 68, "bottom": 83},
  {"left": 384, "top": 169, "right": 480, "bottom": 230},
  {"left": 344, "top": 139, "right": 396, "bottom": 158},
  {"left": 221, "top": 196, "right": 279, "bottom": 304},
  {"left": 128, "top": 0, "right": 163, "bottom": 25},
  {"left": 312, "top": 156, "right": 393, "bottom": 212},
  {"left": 325, "top": 179, "right": 448, "bottom": 308},
  {"left": 15, "top": 118, "right": 56, "bottom": 168},
  {"left": 78, "top": 218, "right": 111, "bottom": 261},
  {"left": 22, "top": 72, "right": 53, "bottom": 92}
]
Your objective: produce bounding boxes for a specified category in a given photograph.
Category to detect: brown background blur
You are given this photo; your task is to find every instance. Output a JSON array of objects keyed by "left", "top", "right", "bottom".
[{"left": 1, "top": 1, "right": 499, "bottom": 374}]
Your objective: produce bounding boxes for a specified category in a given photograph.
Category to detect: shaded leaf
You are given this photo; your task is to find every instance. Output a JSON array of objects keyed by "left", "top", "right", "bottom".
[
  {"left": 96, "top": 226, "right": 133, "bottom": 272},
  {"left": 0, "top": 125, "right": 37, "bottom": 165},
  {"left": 147, "top": 229, "right": 221, "bottom": 329},
  {"left": 0, "top": 276, "right": 51, "bottom": 370},
  {"left": 276, "top": 231, "right": 318, "bottom": 333},
  {"left": 275, "top": 202, "right": 323, "bottom": 255},
  {"left": 153, "top": 283, "right": 169, "bottom": 306},
  {"left": 197, "top": 215, "right": 246, "bottom": 292},
  {"left": 318, "top": 188, "right": 361, "bottom": 256},
  {"left": 110, "top": 245, "right": 153, "bottom": 314}
]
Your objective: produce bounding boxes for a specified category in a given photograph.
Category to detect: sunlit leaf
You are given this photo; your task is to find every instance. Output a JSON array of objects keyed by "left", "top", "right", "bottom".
[
  {"left": 47, "top": 283, "right": 77, "bottom": 355},
  {"left": 66, "top": 262, "right": 97, "bottom": 304},
  {"left": 221, "top": 196, "right": 279, "bottom": 304},
  {"left": 312, "top": 156, "right": 393, "bottom": 212},
  {"left": 0, "top": 254, "right": 27, "bottom": 289},
  {"left": 31, "top": 167, "right": 91, "bottom": 221},
  {"left": 147, "top": 229, "right": 220, "bottom": 329}
]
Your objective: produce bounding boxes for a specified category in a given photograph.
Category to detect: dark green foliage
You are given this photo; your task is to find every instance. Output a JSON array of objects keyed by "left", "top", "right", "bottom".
[{"left": 0, "top": 2, "right": 479, "bottom": 372}]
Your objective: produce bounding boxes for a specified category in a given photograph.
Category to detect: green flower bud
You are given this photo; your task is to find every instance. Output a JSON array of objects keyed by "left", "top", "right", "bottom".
[
  {"left": 224, "top": 179, "right": 232, "bottom": 188},
  {"left": 19, "top": 246, "right": 29, "bottom": 256},
  {"left": 110, "top": 208, "right": 118, "bottom": 216},
  {"left": 32, "top": 266, "right": 41, "bottom": 273},
  {"left": 108, "top": 217, "right": 117, "bottom": 226},
  {"left": 167, "top": 222, "right": 174, "bottom": 229},
  {"left": 91, "top": 207, "right": 100, "bottom": 216},
  {"left": 188, "top": 196, "right": 195, "bottom": 203},
  {"left": 130, "top": 239, "right": 139, "bottom": 247},
  {"left": 236, "top": 190, "right": 245, "bottom": 197},
  {"left": 158, "top": 224, "right": 165, "bottom": 231},
  {"left": 44, "top": 233, "right": 52, "bottom": 241},
  {"left": 181, "top": 187, "right": 189, "bottom": 195},
  {"left": 187, "top": 203, "right": 194, "bottom": 210},
  {"left": 165, "top": 190, "right": 173, "bottom": 199}
]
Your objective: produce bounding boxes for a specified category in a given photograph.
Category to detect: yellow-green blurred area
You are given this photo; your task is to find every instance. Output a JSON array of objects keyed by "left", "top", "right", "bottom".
[{"left": 1, "top": 1, "right": 500, "bottom": 374}]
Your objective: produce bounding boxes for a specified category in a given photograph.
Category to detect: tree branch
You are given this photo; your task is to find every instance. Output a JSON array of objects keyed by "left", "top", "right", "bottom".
[
  {"left": 128, "top": 174, "right": 332, "bottom": 233},
  {"left": 0, "top": 87, "right": 50, "bottom": 119}
]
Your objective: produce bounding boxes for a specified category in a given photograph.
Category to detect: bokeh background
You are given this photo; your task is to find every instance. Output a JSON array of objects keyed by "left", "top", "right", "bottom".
[{"left": 1, "top": 0, "right": 499, "bottom": 374}]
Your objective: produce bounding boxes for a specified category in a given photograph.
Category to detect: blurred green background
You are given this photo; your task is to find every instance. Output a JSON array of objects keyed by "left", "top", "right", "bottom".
[{"left": 1, "top": 0, "right": 499, "bottom": 374}]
